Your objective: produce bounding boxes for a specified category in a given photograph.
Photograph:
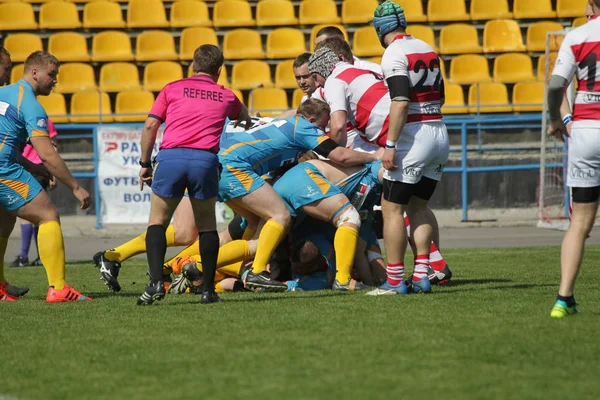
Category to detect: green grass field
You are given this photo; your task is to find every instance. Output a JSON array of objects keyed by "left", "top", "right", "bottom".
[{"left": 2, "top": 245, "right": 600, "bottom": 400}]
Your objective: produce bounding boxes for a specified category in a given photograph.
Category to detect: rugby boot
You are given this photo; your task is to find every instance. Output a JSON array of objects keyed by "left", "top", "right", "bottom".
[
  {"left": 0, "top": 282, "right": 29, "bottom": 298},
  {"left": 411, "top": 276, "right": 432, "bottom": 294},
  {"left": 550, "top": 300, "right": 578, "bottom": 319},
  {"left": 168, "top": 274, "right": 192, "bottom": 294},
  {"left": 0, "top": 285, "right": 18, "bottom": 302},
  {"left": 428, "top": 265, "right": 453, "bottom": 286},
  {"left": 332, "top": 279, "right": 371, "bottom": 291},
  {"left": 366, "top": 280, "right": 410, "bottom": 296},
  {"left": 137, "top": 281, "right": 166, "bottom": 305},
  {"left": 244, "top": 271, "right": 287, "bottom": 292},
  {"left": 93, "top": 251, "right": 121, "bottom": 292},
  {"left": 200, "top": 291, "right": 222, "bottom": 304},
  {"left": 9, "top": 256, "right": 28, "bottom": 268},
  {"left": 30, "top": 257, "right": 43, "bottom": 267},
  {"left": 46, "top": 285, "right": 91, "bottom": 303}
]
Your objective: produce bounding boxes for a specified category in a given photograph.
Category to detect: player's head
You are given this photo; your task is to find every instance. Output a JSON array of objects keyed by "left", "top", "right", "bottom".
[
  {"left": 318, "top": 37, "right": 354, "bottom": 64},
  {"left": 297, "top": 98, "right": 330, "bottom": 130},
  {"left": 588, "top": 0, "right": 600, "bottom": 18},
  {"left": 373, "top": 1, "right": 408, "bottom": 48},
  {"left": 293, "top": 52, "right": 316, "bottom": 95},
  {"left": 0, "top": 47, "right": 12, "bottom": 86},
  {"left": 308, "top": 46, "right": 341, "bottom": 87},
  {"left": 290, "top": 239, "right": 324, "bottom": 276},
  {"left": 192, "top": 44, "right": 224, "bottom": 82},
  {"left": 24, "top": 51, "right": 59, "bottom": 96},
  {"left": 315, "top": 26, "right": 345, "bottom": 46}
]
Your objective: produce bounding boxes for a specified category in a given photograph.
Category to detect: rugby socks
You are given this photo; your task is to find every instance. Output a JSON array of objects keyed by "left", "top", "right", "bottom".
[
  {"left": 146, "top": 225, "right": 167, "bottom": 283},
  {"left": 386, "top": 262, "right": 404, "bottom": 286},
  {"left": 106, "top": 224, "right": 176, "bottom": 263},
  {"left": 169, "top": 240, "right": 200, "bottom": 261},
  {"left": 242, "top": 225, "right": 256, "bottom": 240},
  {"left": 413, "top": 254, "right": 429, "bottom": 282},
  {"left": 218, "top": 261, "right": 245, "bottom": 277},
  {"left": 0, "top": 236, "right": 8, "bottom": 283},
  {"left": 334, "top": 226, "right": 359, "bottom": 284},
  {"left": 199, "top": 231, "right": 219, "bottom": 294},
  {"left": 38, "top": 221, "right": 66, "bottom": 290},
  {"left": 429, "top": 242, "right": 447, "bottom": 272},
  {"left": 251, "top": 220, "right": 286, "bottom": 273},
  {"left": 19, "top": 223, "right": 34, "bottom": 260},
  {"left": 557, "top": 294, "right": 577, "bottom": 308}
]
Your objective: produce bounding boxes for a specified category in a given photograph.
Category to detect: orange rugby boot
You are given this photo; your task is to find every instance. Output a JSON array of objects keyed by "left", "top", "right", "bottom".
[{"left": 46, "top": 284, "right": 92, "bottom": 303}]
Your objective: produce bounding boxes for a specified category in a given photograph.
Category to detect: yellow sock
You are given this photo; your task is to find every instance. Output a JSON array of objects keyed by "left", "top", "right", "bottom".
[
  {"left": 218, "top": 240, "right": 250, "bottom": 267},
  {"left": 218, "top": 261, "right": 244, "bottom": 277},
  {"left": 38, "top": 221, "right": 66, "bottom": 290},
  {"left": 0, "top": 236, "right": 8, "bottom": 283},
  {"left": 334, "top": 226, "right": 359, "bottom": 284},
  {"left": 169, "top": 240, "right": 200, "bottom": 262},
  {"left": 252, "top": 220, "right": 286, "bottom": 273},
  {"left": 106, "top": 224, "right": 177, "bottom": 262},
  {"left": 242, "top": 226, "right": 256, "bottom": 240}
]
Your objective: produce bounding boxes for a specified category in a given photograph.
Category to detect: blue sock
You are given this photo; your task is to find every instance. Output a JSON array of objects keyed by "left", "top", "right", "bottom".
[
  {"left": 557, "top": 294, "right": 576, "bottom": 307},
  {"left": 19, "top": 224, "right": 34, "bottom": 260}
]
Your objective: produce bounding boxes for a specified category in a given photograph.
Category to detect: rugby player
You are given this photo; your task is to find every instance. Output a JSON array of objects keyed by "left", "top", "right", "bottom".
[
  {"left": 314, "top": 26, "right": 382, "bottom": 74},
  {"left": 368, "top": 2, "right": 449, "bottom": 295},
  {"left": 136, "top": 45, "right": 251, "bottom": 305},
  {"left": 0, "top": 51, "right": 91, "bottom": 302},
  {"left": 546, "top": 0, "right": 600, "bottom": 318}
]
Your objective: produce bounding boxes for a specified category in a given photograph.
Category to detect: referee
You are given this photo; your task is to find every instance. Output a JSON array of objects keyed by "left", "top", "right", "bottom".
[{"left": 138, "top": 45, "right": 251, "bottom": 305}]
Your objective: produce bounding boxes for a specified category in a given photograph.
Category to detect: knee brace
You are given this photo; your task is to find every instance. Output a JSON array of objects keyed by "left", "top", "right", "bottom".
[{"left": 332, "top": 202, "right": 361, "bottom": 228}]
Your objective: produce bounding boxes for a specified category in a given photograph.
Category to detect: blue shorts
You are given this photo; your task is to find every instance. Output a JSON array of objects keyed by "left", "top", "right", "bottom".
[
  {"left": 218, "top": 157, "right": 267, "bottom": 202},
  {"left": 152, "top": 148, "right": 219, "bottom": 200},
  {"left": 0, "top": 163, "right": 43, "bottom": 211},
  {"left": 273, "top": 163, "right": 341, "bottom": 217}
]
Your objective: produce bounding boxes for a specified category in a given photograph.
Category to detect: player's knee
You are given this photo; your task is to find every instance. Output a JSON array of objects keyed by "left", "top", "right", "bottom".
[
  {"left": 335, "top": 205, "right": 361, "bottom": 228},
  {"left": 274, "top": 209, "right": 292, "bottom": 228},
  {"left": 37, "top": 206, "right": 59, "bottom": 225},
  {"left": 175, "top": 225, "right": 198, "bottom": 246}
]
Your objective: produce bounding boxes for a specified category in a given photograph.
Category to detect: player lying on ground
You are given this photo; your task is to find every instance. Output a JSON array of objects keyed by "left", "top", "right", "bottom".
[{"left": 0, "top": 50, "right": 91, "bottom": 302}]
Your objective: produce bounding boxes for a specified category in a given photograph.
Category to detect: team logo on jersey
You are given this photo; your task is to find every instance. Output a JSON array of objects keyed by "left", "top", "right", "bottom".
[
  {"left": 36, "top": 118, "right": 47, "bottom": 128},
  {"left": 5, "top": 194, "right": 18, "bottom": 205},
  {"left": 305, "top": 185, "right": 318, "bottom": 197}
]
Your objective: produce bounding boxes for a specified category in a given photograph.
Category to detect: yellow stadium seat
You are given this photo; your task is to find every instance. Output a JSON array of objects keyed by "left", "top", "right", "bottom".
[
  {"left": 442, "top": 84, "right": 468, "bottom": 114},
  {"left": 223, "top": 29, "right": 265, "bottom": 60},
  {"left": 128, "top": 0, "right": 169, "bottom": 28},
  {"left": 39, "top": 2, "right": 82, "bottom": 29},
  {"left": 55, "top": 63, "right": 97, "bottom": 93},
  {"left": 10, "top": 64, "right": 24, "bottom": 85},
  {"left": 231, "top": 60, "right": 273, "bottom": 90},
  {"left": 468, "top": 83, "right": 512, "bottom": 113},
  {"left": 256, "top": 0, "right": 298, "bottom": 27},
  {"left": 48, "top": 33, "right": 90, "bottom": 63},
  {"left": 37, "top": 92, "right": 69, "bottom": 124},
  {"left": 493, "top": 53, "right": 535, "bottom": 83},
  {"left": 483, "top": 20, "right": 526, "bottom": 53},
  {"left": 179, "top": 27, "right": 218, "bottom": 60},
  {"left": 439, "top": 24, "right": 482, "bottom": 54},
  {"left": 470, "top": 0, "right": 512, "bottom": 20},
  {"left": 427, "top": 0, "right": 470, "bottom": 22},
  {"left": 213, "top": 0, "right": 255, "bottom": 28},
  {"left": 70, "top": 92, "right": 114, "bottom": 123},
  {"left": 299, "top": 0, "right": 340, "bottom": 25},
  {"left": 170, "top": 0, "right": 211, "bottom": 28},
  {"left": 250, "top": 88, "right": 288, "bottom": 117},
  {"left": 572, "top": 17, "right": 587, "bottom": 27},
  {"left": 537, "top": 53, "right": 558, "bottom": 81},
  {"left": 115, "top": 90, "right": 155, "bottom": 122},
  {"left": 266, "top": 28, "right": 306, "bottom": 59},
  {"left": 0, "top": 3, "right": 38, "bottom": 30},
  {"left": 292, "top": 88, "right": 304, "bottom": 108},
  {"left": 83, "top": 1, "right": 126, "bottom": 29},
  {"left": 439, "top": 60, "right": 447, "bottom": 80},
  {"left": 310, "top": 25, "right": 348, "bottom": 52},
  {"left": 557, "top": 0, "right": 588, "bottom": 18},
  {"left": 512, "top": 82, "right": 544, "bottom": 112},
  {"left": 352, "top": 26, "right": 384, "bottom": 58},
  {"left": 136, "top": 31, "right": 178, "bottom": 61},
  {"left": 3, "top": 34, "right": 43, "bottom": 63},
  {"left": 390, "top": 0, "right": 426, "bottom": 23},
  {"left": 144, "top": 61, "right": 183, "bottom": 92},
  {"left": 526, "top": 21, "right": 564, "bottom": 52},
  {"left": 92, "top": 31, "right": 134, "bottom": 62},
  {"left": 368, "top": 56, "right": 382, "bottom": 64},
  {"left": 449, "top": 55, "right": 492, "bottom": 85},
  {"left": 405, "top": 25, "right": 437, "bottom": 53},
  {"left": 342, "top": 0, "right": 378, "bottom": 24},
  {"left": 99, "top": 62, "right": 141, "bottom": 92},
  {"left": 275, "top": 59, "right": 297, "bottom": 89},
  {"left": 514, "top": 0, "right": 556, "bottom": 19},
  {"left": 231, "top": 89, "right": 244, "bottom": 105}
]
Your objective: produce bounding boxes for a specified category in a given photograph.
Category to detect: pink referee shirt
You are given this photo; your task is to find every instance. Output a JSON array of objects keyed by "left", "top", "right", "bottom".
[
  {"left": 22, "top": 119, "right": 58, "bottom": 164},
  {"left": 149, "top": 75, "right": 242, "bottom": 153}
]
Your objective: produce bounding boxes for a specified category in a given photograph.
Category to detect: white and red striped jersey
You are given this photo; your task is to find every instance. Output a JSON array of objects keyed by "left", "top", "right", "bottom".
[
  {"left": 300, "top": 87, "right": 327, "bottom": 104},
  {"left": 553, "top": 16, "right": 600, "bottom": 127},
  {"left": 324, "top": 62, "right": 391, "bottom": 147},
  {"left": 380, "top": 34, "right": 444, "bottom": 124},
  {"left": 353, "top": 56, "right": 383, "bottom": 75}
]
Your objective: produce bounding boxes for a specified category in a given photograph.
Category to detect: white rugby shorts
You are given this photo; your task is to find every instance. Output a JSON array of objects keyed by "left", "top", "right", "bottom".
[
  {"left": 567, "top": 127, "right": 600, "bottom": 188},
  {"left": 383, "top": 121, "right": 449, "bottom": 184}
]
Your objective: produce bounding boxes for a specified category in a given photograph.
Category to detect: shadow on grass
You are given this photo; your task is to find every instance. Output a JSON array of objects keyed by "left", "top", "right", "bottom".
[
  {"left": 166, "top": 291, "right": 348, "bottom": 305},
  {"left": 84, "top": 292, "right": 140, "bottom": 299},
  {"left": 445, "top": 278, "right": 513, "bottom": 286}
]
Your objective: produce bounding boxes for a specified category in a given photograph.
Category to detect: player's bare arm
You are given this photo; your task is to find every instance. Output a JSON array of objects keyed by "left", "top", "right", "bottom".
[
  {"left": 384, "top": 73, "right": 411, "bottom": 170},
  {"left": 139, "top": 116, "right": 161, "bottom": 189},
  {"left": 329, "top": 110, "right": 348, "bottom": 147},
  {"left": 547, "top": 75, "right": 570, "bottom": 142},
  {"left": 233, "top": 104, "right": 252, "bottom": 129}
]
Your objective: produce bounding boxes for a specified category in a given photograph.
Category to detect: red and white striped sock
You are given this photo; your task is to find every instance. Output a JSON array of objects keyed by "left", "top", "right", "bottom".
[
  {"left": 429, "top": 242, "right": 447, "bottom": 272},
  {"left": 413, "top": 254, "right": 429, "bottom": 282},
  {"left": 386, "top": 262, "right": 404, "bottom": 286}
]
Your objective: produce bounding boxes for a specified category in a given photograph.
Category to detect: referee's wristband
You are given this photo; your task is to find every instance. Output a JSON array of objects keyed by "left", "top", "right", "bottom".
[
  {"left": 139, "top": 160, "right": 152, "bottom": 168},
  {"left": 562, "top": 114, "right": 573, "bottom": 125},
  {"left": 385, "top": 140, "right": 397, "bottom": 149}
]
